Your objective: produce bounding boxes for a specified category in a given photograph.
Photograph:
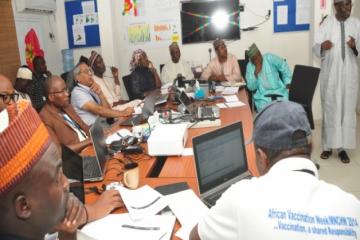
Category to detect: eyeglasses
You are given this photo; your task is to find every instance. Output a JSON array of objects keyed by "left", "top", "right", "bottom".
[
  {"left": 49, "top": 87, "right": 69, "bottom": 95},
  {"left": 0, "top": 92, "right": 19, "bottom": 104},
  {"left": 79, "top": 68, "right": 93, "bottom": 75}
]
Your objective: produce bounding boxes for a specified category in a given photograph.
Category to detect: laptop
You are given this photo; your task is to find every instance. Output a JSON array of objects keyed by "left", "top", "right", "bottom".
[
  {"left": 82, "top": 119, "right": 109, "bottom": 182},
  {"left": 178, "top": 91, "right": 220, "bottom": 120},
  {"left": 120, "top": 90, "right": 157, "bottom": 126},
  {"left": 192, "top": 121, "right": 251, "bottom": 207}
]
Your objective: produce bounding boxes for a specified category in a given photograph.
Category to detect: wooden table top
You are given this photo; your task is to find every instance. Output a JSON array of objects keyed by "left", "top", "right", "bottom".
[{"left": 83, "top": 88, "right": 257, "bottom": 239}]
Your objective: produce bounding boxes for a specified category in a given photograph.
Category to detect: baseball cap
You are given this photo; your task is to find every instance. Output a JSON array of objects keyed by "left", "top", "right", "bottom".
[{"left": 253, "top": 101, "right": 311, "bottom": 150}]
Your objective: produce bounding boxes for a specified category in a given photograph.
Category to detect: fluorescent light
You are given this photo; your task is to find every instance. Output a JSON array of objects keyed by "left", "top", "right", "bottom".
[{"left": 211, "top": 10, "right": 229, "bottom": 30}]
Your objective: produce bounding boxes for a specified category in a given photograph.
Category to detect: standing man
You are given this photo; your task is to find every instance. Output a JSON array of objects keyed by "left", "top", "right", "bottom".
[
  {"left": 313, "top": 0, "right": 360, "bottom": 163},
  {"left": 200, "top": 39, "right": 243, "bottom": 84},
  {"left": 71, "top": 62, "right": 133, "bottom": 126},
  {"left": 14, "top": 66, "right": 32, "bottom": 102},
  {"left": 161, "top": 42, "right": 193, "bottom": 85},
  {"left": 190, "top": 101, "right": 360, "bottom": 240},
  {"left": 89, "top": 51, "right": 141, "bottom": 111},
  {"left": 246, "top": 43, "right": 292, "bottom": 111},
  {"left": 27, "top": 56, "right": 52, "bottom": 112}
]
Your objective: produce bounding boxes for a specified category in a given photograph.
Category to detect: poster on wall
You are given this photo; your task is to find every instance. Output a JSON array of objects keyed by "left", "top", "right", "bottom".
[{"left": 121, "top": 0, "right": 181, "bottom": 48}]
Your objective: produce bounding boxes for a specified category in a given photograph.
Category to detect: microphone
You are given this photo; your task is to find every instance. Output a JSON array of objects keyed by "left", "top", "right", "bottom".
[{"left": 208, "top": 48, "right": 212, "bottom": 63}]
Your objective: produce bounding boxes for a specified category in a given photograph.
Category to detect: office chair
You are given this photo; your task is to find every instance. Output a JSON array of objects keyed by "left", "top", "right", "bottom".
[
  {"left": 122, "top": 74, "right": 136, "bottom": 101},
  {"left": 238, "top": 58, "right": 255, "bottom": 112},
  {"left": 288, "top": 65, "right": 320, "bottom": 129}
]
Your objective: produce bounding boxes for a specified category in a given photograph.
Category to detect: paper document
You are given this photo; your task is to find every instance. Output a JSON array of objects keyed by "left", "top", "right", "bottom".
[
  {"left": 223, "top": 95, "right": 239, "bottom": 102},
  {"left": 81, "top": 213, "right": 176, "bottom": 240},
  {"left": 165, "top": 190, "right": 208, "bottom": 232},
  {"left": 182, "top": 148, "right": 193, "bottom": 156},
  {"left": 277, "top": 6, "right": 288, "bottom": 25},
  {"left": 118, "top": 185, "right": 168, "bottom": 220},
  {"left": 216, "top": 101, "right": 246, "bottom": 109},
  {"left": 222, "top": 87, "right": 239, "bottom": 95},
  {"left": 105, "top": 129, "right": 132, "bottom": 144}
]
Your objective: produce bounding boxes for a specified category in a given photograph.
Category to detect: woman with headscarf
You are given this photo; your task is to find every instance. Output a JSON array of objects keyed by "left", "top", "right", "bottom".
[{"left": 128, "top": 49, "right": 161, "bottom": 100}]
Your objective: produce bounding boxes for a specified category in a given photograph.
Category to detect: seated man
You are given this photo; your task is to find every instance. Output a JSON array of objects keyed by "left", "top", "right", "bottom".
[
  {"left": 128, "top": 49, "right": 161, "bottom": 100},
  {"left": 71, "top": 62, "right": 133, "bottom": 126},
  {"left": 190, "top": 101, "right": 360, "bottom": 240},
  {"left": 0, "top": 98, "right": 71, "bottom": 239},
  {"left": 200, "top": 39, "right": 243, "bottom": 84},
  {"left": 161, "top": 42, "right": 193, "bottom": 85},
  {"left": 40, "top": 75, "right": 92, "bottom": 153},
  {"left": 246, "top": 43, "right": 292, "bottom": 111},
  {"left": 14, "top": 66, "right": 32, "bottom": 101},
  {"left": 89, "top": 51, "right": 141, "bottom": 110},
  {"left": 0, "top": 74, "right": 124, "bottom": 238}
]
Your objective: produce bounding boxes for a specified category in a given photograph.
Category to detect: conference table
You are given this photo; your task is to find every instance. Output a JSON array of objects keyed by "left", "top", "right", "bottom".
[{"left": 84, "top": 87, "right": 258, "bottom": 239}]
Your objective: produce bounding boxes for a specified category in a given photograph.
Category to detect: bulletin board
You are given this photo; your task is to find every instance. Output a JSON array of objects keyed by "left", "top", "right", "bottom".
[
  {"left": 273, "top": 0, "right": 310, "bottom": 33},
  {"left": 65, "top": 0, "right": 100, "bottom": 49}
]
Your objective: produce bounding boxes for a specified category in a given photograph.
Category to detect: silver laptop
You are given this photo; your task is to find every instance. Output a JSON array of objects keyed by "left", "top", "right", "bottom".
[
  {"left": 120, "top": 90, "right": 157, "bottom": 126},
  {"left": 192, "top": 121, "right": 251, "bottom": 207},
  {"left": 82, "top": 119, "right": 109, "bottom": 182}
]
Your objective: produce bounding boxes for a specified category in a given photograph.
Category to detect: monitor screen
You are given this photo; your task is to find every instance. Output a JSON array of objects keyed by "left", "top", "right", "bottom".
[
  {"left": 181, "top": 0, "right": 240, "bottom": 44},
  {"left": 192, "top": 122, "right": 248, "bottom": 194}
]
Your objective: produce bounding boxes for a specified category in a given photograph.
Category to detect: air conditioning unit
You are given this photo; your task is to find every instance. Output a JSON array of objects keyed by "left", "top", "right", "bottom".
[{"left": 15, "top": 0, "right": 56, "bottom": 14}]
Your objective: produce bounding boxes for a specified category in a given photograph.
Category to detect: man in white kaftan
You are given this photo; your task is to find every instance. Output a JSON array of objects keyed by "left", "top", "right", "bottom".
[{"left": 313, "top": 0, "right": 360, "bottom": 163}]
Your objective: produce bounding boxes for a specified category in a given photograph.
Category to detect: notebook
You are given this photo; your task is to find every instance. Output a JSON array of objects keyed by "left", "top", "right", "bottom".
[
  {"left": 192, "top": 121, "right": 251, "bottom": 207},
  {"left": 82, "top": 119, "right": 109, "bottom": 182},
  {"left": 120, "top": 90, "right": 157, "bottom": 126}
]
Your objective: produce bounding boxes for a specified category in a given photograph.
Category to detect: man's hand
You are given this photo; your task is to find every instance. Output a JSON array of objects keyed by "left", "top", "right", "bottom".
[
  {"left": 347, "top": 36, "right": 356, "bottom": 49},
  {"left": 87, "top": 190, "right": 124, "bottom": 221},
  {"left": 111, "top": 67, "right": 119, "bottom": 78},
  {"left": 209, "top": 73, "right": 226, "bottom": 82},
  {"left": 321, "top": 40, "right": 333, "bottom": 51},
  {"left": 90, "top": 82, "right": 103, "bottom": 96},
  {"left": 118, "top": 107, "right": 134, "bottom": 117},
  {"left": 55, "top": 193, "right": 85, "bottom": 233},
  {"left": 254, "top": 64, "right": 262, "bottom": 77}
]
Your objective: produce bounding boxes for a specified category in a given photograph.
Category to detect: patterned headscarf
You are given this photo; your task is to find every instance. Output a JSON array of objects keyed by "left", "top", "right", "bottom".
[
  {"left": 130, "top": 49, "right": 146, "bottom": 71},
  {"left": 0, "top": 101, "right": 51, "bottom": 196}
]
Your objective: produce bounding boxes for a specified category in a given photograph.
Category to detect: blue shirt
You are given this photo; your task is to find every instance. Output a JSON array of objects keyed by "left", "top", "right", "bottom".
[
  {"left": 246, "top": 53, "right": 292, "bottom": 111},
  {"left": 71, "top": 84, "right": 100, "bottom": 126}
]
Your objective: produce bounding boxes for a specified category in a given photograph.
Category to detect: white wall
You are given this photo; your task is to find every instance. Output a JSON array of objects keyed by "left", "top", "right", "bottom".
[{"left": 11, "top": 0, "right": 63, "bottom": 74}]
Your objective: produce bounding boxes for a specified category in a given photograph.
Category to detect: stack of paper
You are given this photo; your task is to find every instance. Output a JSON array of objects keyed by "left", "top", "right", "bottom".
[
  {"left": 216, "top": 95, "right": 246, "bottom": 109},
  {"left": 81, "top": 214, "right": 176, "bottom": 240},
  {"left": 165, "top": 189, "right": 209, "bottom": 240},
  {"left": 105, "top": 129, "right": 132, "bottom": 144},
  {"left": 118, "top": 185, "right": 168, "bottom": 221}
]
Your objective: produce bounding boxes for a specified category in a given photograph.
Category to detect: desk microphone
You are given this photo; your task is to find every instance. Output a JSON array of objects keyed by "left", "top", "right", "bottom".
[{"left": 208, "top": 48, "right": 212, "bottom": 63}]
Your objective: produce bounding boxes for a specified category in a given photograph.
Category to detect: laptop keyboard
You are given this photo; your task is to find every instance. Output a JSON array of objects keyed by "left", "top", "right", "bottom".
[
  {"left": 204, "top": 188, "right": 228, "bottom": 206},
  {"left": 83, "top": 156, "right": 101, "bottom": 179}
]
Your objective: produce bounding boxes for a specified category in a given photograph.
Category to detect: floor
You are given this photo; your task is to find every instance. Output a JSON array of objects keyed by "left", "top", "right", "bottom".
[{"left": 313, "top": 115, "right": 360, "bottom": 200}]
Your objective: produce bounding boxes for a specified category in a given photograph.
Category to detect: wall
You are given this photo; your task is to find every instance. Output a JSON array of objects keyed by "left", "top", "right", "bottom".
[
  {"left": 0, "top": 0, "right": 20, "bottom": 81},
  {"left": 11, "top": 0, "right": 62, "bottom": 75},
  {"left": 19, "top": 0, "right": 346, "bottom": 120}
]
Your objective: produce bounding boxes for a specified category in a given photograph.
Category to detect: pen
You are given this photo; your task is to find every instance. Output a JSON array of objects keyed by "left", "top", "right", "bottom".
[
  {"left": 121, "top": 224, "right": 160, "bottom": 231},
  {"left": 130, "top": 196, "right": 161, "bottom": 209}
]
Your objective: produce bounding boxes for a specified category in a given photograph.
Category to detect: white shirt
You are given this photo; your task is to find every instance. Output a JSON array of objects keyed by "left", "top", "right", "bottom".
[
  {"left": 198, "top": 157, "right": 360, "bottom": 240},
  {"left": 93, "top": 74, "right": 121, "bottom": 105},
  {"left": 160, "top": 58, "right": 193, "bottom": 85}
]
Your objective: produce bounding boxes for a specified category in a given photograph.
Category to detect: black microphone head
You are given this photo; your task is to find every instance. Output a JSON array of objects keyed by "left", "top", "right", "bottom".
[{"left": 208, "top": 48, "right": 212, "bottom": 53}]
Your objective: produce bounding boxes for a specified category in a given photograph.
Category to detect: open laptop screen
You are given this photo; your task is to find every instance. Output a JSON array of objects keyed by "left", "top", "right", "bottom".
[
  {"left": 90, "top": 119, "right": 108, "bottom": 173},
  {"left": 192, "top": 122, "right": 248, "bottom": 194}
]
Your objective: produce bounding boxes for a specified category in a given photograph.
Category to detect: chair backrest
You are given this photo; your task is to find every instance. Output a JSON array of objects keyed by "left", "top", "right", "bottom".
[
  {"left": 289, "top": 65, "right": 320, "bottom": 105},
  {"left": 289, "top": 64, "right": 320, "bottom": 129},
  {"left": 160, "top": 64, "right": 165, "bottom": 74},
  {"left": 122, "top": 74, "right": 135, "bottom": 100},
  {"left": 237, "top": 59, "right": 248, "bottom": 78}
]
